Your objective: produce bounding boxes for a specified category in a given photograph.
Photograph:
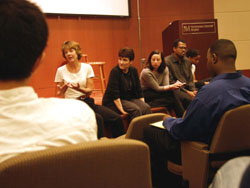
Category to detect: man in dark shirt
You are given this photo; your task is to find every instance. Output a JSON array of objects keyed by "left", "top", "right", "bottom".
[
  {"left": 144, "top": 39, "right": 250, "bottom": 187},
  {"left": 165, "top": 39, "right": 197, "bottom": 109}
]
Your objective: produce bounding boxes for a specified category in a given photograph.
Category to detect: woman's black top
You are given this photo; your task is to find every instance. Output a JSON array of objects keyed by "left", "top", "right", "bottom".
[{"left": 102, "top": 65, "right": 143, "bottom": 105}]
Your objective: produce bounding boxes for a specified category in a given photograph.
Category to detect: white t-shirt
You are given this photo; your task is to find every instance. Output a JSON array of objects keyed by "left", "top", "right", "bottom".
[
  {"left": 0, "top": 86, "right": 97, "bottom": 163},
  {"left": 191, "top": 64, "right": 196, "bottom": 75},
  {"left": 54, "top": 63, "right": 95, "bottom": 99}
]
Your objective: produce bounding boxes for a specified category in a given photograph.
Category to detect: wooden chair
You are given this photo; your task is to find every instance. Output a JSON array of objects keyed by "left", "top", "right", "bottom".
[
  {"left": 168, "top": 104, "right": 250, "bottom": 188},
  {"left": 80, "top": 55, "right": 107, "bottom": 94},
  {"left": 0, "top": 139, "right": 152, "bottom": 188},
  {"left": 88, "top": 61, "right": 107, "bottom": 94}
]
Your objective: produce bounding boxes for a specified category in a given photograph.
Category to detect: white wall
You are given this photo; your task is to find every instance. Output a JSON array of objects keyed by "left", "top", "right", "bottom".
[{"left": 214, "top": 0, "right": 250, "bottom": 70}]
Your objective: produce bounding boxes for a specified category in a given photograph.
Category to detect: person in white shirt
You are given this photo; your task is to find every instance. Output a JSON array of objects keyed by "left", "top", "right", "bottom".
[
  {"left": 0, "top": 0, "right": 97, "bottom": 164},
  {"left": 186, "top": 48, "right": 210, "bottom": 90},
  {"left": 55, "top": 41, "right": 125, "bottom": 138},
  {"left": 210, "top": 157, "right": 250, "bottom": 188},
  {"left": 186, "top": 48, "right": 201, "bottom": 81}
]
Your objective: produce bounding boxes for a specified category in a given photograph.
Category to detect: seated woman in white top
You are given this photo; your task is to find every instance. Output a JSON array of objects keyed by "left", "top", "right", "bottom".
[
  {"left": 140, "top": 50, "right": 185, "bottom": 117},
  {"left": 55, "top": 41, "right": 125, "bottom": 138}
]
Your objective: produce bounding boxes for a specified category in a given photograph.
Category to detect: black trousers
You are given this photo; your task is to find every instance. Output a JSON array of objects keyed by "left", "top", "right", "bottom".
[
  {"left": 173, "top": 89, "right": 193, "bottom": 110},
  {"left": 143, "top": 126, "right": 182, "bottom": 188},
  {"left": 93, "top": 105, "right": 125, "bottom": 138},
  {"left": 79, "top": 97, "right": 125, "bottom": 138},
  {"left": 94, "top": 113, "right": 105, "bottom": 139},
  {"left": 104, "top": 99, "right": 152, "bottom": 121},
  {"left": 143, "top": 89, "right": 185, "bottom": 117}
]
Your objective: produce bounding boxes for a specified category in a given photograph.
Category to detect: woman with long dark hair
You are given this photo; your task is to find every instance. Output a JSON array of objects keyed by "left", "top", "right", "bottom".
[{"left": 140, "top": 50, "right": 185, "bottom": 117}]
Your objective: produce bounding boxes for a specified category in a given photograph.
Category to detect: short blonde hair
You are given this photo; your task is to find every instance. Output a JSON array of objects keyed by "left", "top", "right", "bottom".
[{"left": 61, "top": 40, "right": 82, "bottom": 60}]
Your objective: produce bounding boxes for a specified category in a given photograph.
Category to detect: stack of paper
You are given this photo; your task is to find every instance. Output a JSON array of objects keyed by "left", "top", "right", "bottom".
[{"left": 150, "top": 120, "right": 165, "bottom": 129}]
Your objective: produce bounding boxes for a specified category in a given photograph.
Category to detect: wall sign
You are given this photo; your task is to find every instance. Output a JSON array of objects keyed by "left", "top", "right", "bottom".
[{"left": 182, "top": 22, "right": 216, "bottom": 35}]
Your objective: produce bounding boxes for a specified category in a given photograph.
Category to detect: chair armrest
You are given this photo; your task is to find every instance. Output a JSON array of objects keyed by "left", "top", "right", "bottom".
[
  {"left": 168, "top": 161, "right": 182, "bottom": 176},
  {"left": 125, "top": 113, "right": 166, "bottom": 140},
  {"left": 183, "top": 141, "right": 208, "bottom": 150},
  {"left": 181, "top": 141, "right": 210, "bottom": 188}
]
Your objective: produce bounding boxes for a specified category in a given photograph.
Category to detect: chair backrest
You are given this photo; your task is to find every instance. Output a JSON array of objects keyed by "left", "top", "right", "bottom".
[
  {"left": 210, "top": 104, "right": 250, "bottom": 153},
  {"left": 125, "top": 113, "right": 166, "bottom": 141},
  {"left": 0, "top": 139, "right": 152, "bottom": 188}
]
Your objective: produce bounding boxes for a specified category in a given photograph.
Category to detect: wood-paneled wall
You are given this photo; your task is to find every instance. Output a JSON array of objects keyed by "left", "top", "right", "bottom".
[{"left": 29, "top": 0, "right": 214, "bottom": 97}]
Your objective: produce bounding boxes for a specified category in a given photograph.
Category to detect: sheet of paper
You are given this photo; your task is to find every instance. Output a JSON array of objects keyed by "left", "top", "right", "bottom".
[{"left": 150, "top": 120, "right": 165, "bottom": 129}]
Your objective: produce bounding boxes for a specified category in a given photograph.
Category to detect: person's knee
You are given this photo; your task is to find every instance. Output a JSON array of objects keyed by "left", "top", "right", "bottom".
[
  {"left": 113, "top": 115, "right": 124, "bottom": 126},
  {"left": 95, "top": 113, "right": 103, "bottom": 124},
  {"left": 114, "top": 114, "right": 123, "bottom": 121},
  {"left": 145, "top": 104, "right": 152, "bottom": 114},
  {"left": 140, "top": 105, "right": 151, "bottom": 115},
  {"left": 131, "top": 106, "right": 142, "bottom": 116},
  {"left": 138, "top": 101, "right": 152, "bottom": 115}
]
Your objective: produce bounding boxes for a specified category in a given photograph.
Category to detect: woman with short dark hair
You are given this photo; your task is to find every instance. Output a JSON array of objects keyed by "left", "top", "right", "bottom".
[{"left": 103, "top": 47, "right": 152, "bottom": 121}]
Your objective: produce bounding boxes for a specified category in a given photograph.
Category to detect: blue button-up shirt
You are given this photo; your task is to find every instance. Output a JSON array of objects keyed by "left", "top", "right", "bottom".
[{"left": 163, "top": 71, "right": 250, "bottom": 145}]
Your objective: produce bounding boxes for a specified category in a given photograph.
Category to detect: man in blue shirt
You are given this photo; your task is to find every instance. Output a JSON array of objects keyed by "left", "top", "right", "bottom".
[{"left": 143, "top": 39, "right": 250, "bottom": 188}]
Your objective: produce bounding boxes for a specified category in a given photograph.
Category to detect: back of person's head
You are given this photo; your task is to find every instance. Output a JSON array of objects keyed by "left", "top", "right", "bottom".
[
  {"left": 61, "top": 40, "right": 82, "bottom": 60},
  {"left": 186, "top": 49, "right": 200, "bottom": 58},
  {"left": 118, "top": 47, "right": 135, "bottom": 61},
  {"left": 0, "top": 0, "right": 48, "bottom": 81},
  {"left": 148, "top": 50, "right": 166, "bottom": 73},
  {"left": 209, "top": 39, "right": 237, "bottom": 61},
  {"left": 172, "top": 39, "right": 187, "bottom": 48}
]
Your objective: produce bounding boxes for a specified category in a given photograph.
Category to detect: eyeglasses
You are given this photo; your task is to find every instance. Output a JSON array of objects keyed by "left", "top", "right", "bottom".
[{"left": 178, "top": 46, "right": 187, "bottom": 50}]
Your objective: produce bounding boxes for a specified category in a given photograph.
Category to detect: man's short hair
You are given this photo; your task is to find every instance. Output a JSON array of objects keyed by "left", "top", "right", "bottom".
[
  {"left": 186, "top": 49, "right": 200, "bottom": 58},
  {"left": 0, "top": 0, "right": 48, "bottom": 81},
  {"left": 118, "top": 47, "right": 135, "bottom": 61},
  {"left": 61, "top": 41, "right": 83, "bottom": 60},
  {"left": 172, "top": 39, "right": 187, "bottom": 48},
  {"left": 210, "top": 39, "right": 237, "bottom": 61}
]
